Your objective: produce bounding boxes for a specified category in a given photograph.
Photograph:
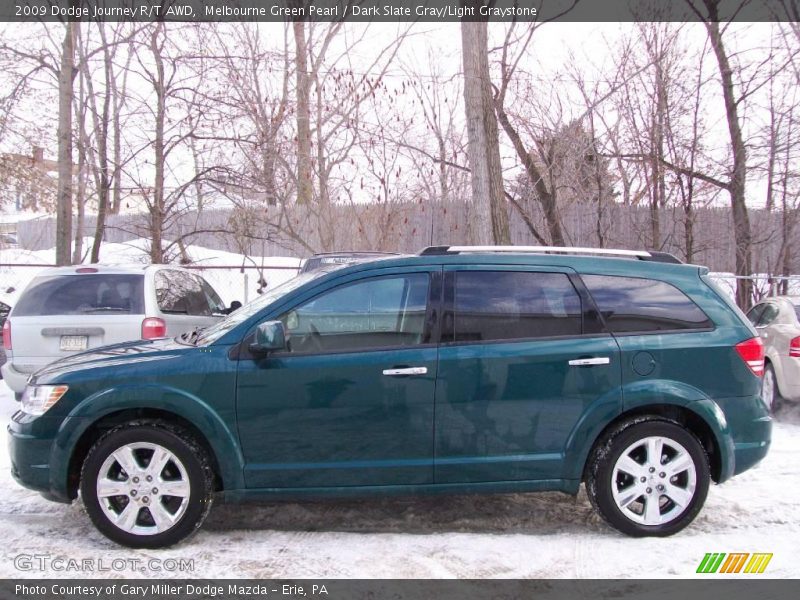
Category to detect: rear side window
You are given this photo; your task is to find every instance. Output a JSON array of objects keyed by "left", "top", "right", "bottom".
[
  {"left": 13, "top": 274, "right": 145, "bottom": 316},
  {"left": 448, "top": 271, "right": 582, "bottom": 342},
  {"left": 582, "top": 274, "right": 712, "bottom": 333},
  {"left": 155, "top": 270, "right": 224, "bottom": 316}
]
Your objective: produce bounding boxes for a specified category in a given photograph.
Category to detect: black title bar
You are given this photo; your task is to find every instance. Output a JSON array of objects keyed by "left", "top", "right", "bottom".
[{"left": 2, "top": 0, "right": 797, "bottom": 23}]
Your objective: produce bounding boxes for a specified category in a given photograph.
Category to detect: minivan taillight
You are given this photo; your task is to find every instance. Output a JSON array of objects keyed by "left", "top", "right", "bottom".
[
  {"left": 2, "top": 320, "right": 10, "bottom": 350},
  {"left": 790, "top": 336, "right": 800, "bottom": 358},
  {"left": 735, "top": 337, "right": 765, "bottom": 376},
  {"left": 141, "top": 317, "right": 167, "bottom": 340}
]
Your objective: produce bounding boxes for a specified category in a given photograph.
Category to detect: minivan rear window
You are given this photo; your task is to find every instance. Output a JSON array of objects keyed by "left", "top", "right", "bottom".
[
  {"left": 13, "top": 274, "right": 145, "bottom": 316},
  {"left": 582, "top": 274, "right": 712, "bottom": 333}
]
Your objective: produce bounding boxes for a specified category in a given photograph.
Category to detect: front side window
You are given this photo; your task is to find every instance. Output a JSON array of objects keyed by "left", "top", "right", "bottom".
[
  {"left": 746, "top": 304, "right": 765, "bottom": 326},
  {"left": 757, "top": 303, "right": 779, "bottom": 327},
  {"left": 278, "top": 273, "right": 430, "bottom": 353},
  {"left": 448, "top": 271, "right": 582, "bottom": 343},
  {"left": 582, "top": 274, "right": 712, "bottom": 333}
]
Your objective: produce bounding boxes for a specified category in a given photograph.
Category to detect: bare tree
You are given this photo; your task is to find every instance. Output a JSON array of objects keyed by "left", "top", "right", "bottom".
[
  {"left": 293, "top": 19, "right": 313, "bottom": 205},
  {"left": 686, "top": 1, "right": 752, "bottom": 307},
  {"left": 461, "top": 12, "right": 510, "bottom": 245},
  {"left": 56, "top": 23, "right": 77, "bottom": 265}
]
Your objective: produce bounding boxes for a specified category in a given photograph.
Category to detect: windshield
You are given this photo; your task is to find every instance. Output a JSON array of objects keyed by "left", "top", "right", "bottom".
[{"left": 196, "top": 271, "right": 324, "bottom": 345}]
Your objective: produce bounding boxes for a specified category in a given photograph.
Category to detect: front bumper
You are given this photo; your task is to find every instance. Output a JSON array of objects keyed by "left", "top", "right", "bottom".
[{"left": 7, "top": 412, "right": 72, "bottom": 503}]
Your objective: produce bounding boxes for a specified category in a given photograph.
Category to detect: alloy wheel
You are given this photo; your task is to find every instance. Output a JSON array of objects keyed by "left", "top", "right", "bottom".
[
  {"left": 95, "top": 442, "right": 191, "bottom": 535},
  {"left": 610, "top": 436, "right": 697, "bottom": 526}
]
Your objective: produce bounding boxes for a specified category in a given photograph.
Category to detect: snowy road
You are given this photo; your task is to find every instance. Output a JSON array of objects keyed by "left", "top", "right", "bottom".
[{"left": 0, "top": 379, "right": 797, "bottom": 579}]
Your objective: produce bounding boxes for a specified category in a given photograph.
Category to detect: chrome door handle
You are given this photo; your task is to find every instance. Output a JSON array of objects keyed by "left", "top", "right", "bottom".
[
  {"left": 382, "top": 367, "right": 428, "bottom": 376},
  {"left": 568, "top": 357, "right": 610, "bottom": 366}
]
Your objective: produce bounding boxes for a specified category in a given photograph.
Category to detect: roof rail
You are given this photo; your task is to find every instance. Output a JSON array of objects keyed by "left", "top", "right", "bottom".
[{"left": 418, "top": 245, "right": 682, "bottom": 264}]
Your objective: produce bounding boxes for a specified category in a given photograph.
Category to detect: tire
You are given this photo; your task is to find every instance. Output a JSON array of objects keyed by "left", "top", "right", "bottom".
[
  {"left": 80, "top": 421, "right": 214, "bottom": 548},
  {"left": 586, "top": 417, "right": 710, "bottom": 537},
  {"left": 762, "top": 363, "right": 782, "bottom": 413}
]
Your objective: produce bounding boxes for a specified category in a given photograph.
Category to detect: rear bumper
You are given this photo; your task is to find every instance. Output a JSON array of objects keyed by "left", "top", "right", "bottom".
[
  {"left": 733, "top": 438, "right": 771, "bottom": 476},
  {"left": 716, "top": 394, "right": 772, "bottom": 481},
  {"left": 0, "top": 362, "right": 29, "bottom": 394}
]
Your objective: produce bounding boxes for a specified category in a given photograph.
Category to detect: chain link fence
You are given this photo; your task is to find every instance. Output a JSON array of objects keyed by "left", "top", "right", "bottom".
[
  {"left": 707, "top": 274, "right": 800, "bottom": 307},
  {"left": 0, "top": 263, "right": 301, "bottom": 307}
]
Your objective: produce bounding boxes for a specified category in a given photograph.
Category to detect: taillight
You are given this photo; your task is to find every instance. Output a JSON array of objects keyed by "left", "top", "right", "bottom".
[
  {"left": 790, "top": 336, "right": 800, "bottom": 358},
  {"left": 735, "top": 337, "right": 765, "bottom": 376},
  {"left": 2, "top": 320, "right": 10, "bottom": 350},
  {"left": 141, "top": 317, "right": 167, "bottom": 339}
]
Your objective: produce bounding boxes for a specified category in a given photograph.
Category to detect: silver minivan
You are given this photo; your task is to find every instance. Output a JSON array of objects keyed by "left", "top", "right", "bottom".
[{"left": 1, "top": 264, "right": 229, "bottom": 397}]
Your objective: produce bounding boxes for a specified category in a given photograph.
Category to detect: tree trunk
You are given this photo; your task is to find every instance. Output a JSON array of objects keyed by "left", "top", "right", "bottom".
[
  {"left": 461, "top": 18, "right": 510, "bottom": 245},
  {"left": 56, "top": 23, "right": 76, "bottom": 266},
  {"left": 683, "top": 199, "right": 694, "bottom": 263},
  {"left": 150, "top": 22, "right": 166, "bottom": 263},
  {"left": 110, "top": 37, "right": 132, "bottom": 215},
  {"left": 703, "top": 6, "right": 752, "bottom": 308},
  {"left": 90, "top": 24, "right": 112, "bottom": 263},
  {"left": 293, "top": 20, "right": 313, "bottom": 205},
  {"left": 73, "top": 62, "right": 87, "bottom": 264}
]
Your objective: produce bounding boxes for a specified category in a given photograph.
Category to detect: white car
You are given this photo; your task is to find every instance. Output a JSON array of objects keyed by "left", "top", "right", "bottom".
[
  {"left": 1, "top": 264, "right": 230, "bottom": 398},
  {"left": 746, "top": 295, "right": 800, "bottom": 411}
]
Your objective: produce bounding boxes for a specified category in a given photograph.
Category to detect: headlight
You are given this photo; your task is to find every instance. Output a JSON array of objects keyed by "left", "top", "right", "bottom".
[{"left": 21, "top": 385, "right": 69, "bottom": 416}]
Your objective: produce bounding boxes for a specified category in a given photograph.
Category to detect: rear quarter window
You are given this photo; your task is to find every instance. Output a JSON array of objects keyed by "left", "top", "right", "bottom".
[
  {"left": 155, "top": 270, "right": 223, "bottom": 316},
  {"left": 582, "top": 274, "right": 712, "bottom": 333},
  {"left": 13, "top": 274, "right": 145, "bottom": 316}
]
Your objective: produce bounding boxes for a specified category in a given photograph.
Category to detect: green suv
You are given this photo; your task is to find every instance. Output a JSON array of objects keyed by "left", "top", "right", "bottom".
[{"left": 8, "top": 246, "right": 771, "bottom": 548}]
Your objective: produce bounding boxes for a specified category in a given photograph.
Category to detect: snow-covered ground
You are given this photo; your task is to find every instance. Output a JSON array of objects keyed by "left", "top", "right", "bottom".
[{"left": 0, "top": 380, "right": 797, "bottom": 579}]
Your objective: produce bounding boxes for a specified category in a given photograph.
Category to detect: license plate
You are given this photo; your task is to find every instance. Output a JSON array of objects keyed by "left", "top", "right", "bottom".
[{"left": 60, "top": 335, "right": 88, "bottom": 351}]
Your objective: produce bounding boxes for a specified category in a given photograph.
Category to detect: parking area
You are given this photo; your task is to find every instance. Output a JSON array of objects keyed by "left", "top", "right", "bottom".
[{"left": 1, "top": 380, "right": 798, "bottom": 579}]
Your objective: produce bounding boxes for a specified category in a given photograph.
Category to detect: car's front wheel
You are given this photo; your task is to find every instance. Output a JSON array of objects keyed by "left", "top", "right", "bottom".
[
  {"left": 586, "top": 417, "right": 710, "bottom": 536},
  {"left": 80, "top": 421, "right": 214, "bottom": 548},
  {"left": 762, "top": 363, "right": 781, "bottom": 413}
]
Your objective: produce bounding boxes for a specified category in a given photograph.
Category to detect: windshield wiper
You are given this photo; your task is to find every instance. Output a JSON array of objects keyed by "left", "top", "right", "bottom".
[
  {"left": 82, "top": 307, "right": 128, "bottom": 313},
  {"left": 178, "top": 326, "right": 204, "bottom": 346}
]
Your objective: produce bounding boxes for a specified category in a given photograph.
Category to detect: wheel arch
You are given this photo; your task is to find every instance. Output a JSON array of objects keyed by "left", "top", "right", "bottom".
[
  {"left": 581, "top": 405, "right": 725, "bottom": 483},
  {"left": 564, "top": 380, "right": 733, "bottom": 485},
  {"left": 763, "top": 356, "right": 785, "bottom": 399},
  {"left": 51, "top": 385, "right": 245, "bottom": 500}
]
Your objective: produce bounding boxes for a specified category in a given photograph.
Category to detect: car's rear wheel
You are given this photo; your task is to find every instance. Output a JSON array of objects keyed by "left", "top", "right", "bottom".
[
  {"left": 80, "top": 421, "right": 213, "bottom": 548},
  {"left": 586, "top": 417, "right": 710, "bottom": 537}
]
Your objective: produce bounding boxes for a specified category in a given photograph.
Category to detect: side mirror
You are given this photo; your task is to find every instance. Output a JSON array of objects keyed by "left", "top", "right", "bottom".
[{"left": 249, "top": 321, "right": 287, "bottom": 354}]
